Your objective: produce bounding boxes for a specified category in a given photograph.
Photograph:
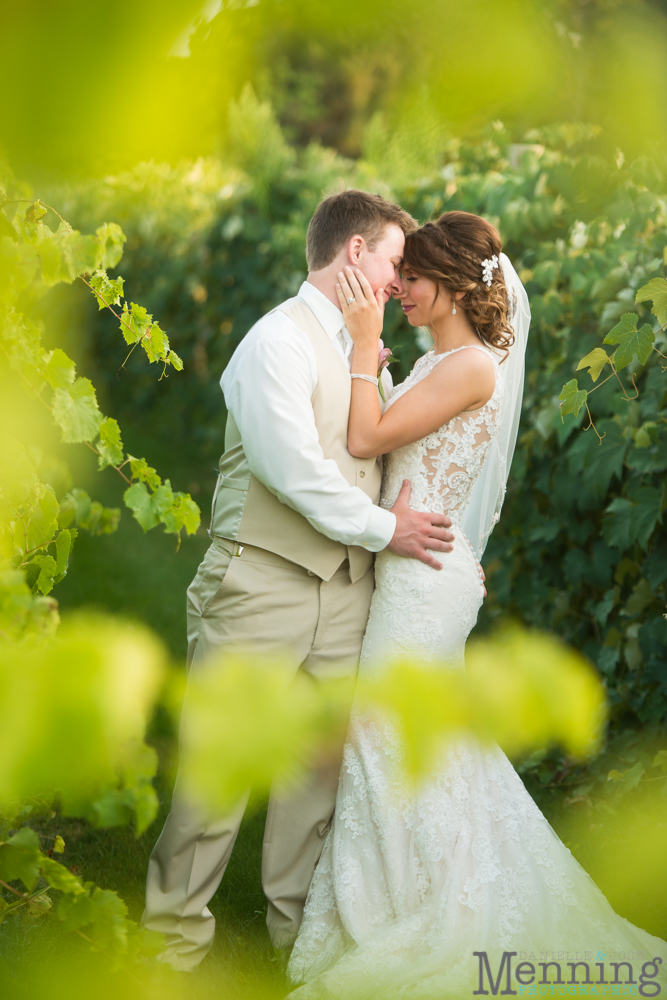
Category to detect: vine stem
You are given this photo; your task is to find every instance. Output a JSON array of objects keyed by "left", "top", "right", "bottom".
[
  {"left": 0, "top": 877, "right": 144, "bottom": 985},
  {"left": 586, "top": 370, "right": 616, "bottom": 396},
  {"left": 84, "top": 441, "right": 132, "bottom": 484},
  {"left": 582, "top": 403, "right": 605, "bottom": 444},
  {"left": 77, "top": 273, "right": 143, "bottom": 356},
  {"left": 611, "top": 364, "right": 638, "bottom": 400},
  {"left": 77, "top": 273, "right": 176, "bottom": 373}
]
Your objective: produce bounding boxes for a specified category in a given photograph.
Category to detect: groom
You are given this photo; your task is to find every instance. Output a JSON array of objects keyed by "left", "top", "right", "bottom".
[{"left": 143, "top": 189, "right": 455, "bottom": 970}]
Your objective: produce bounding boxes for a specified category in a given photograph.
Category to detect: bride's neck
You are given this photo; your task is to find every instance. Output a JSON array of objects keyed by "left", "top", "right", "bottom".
[{"left": 429, "top": 313, "right": 480, "bottom": 355}]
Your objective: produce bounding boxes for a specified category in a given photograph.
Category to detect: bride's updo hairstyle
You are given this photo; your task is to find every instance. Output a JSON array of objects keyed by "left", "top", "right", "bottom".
[{"left": 402, "top": 211, "right": 514, "bottom": 359}]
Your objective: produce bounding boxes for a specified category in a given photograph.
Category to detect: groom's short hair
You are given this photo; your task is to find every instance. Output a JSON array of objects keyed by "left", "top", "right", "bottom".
[{"left": 306, "top": 189, "right": 417, "bottom": 271}]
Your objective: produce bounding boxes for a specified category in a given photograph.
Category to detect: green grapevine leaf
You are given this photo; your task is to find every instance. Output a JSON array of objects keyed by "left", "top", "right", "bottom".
[
  {"left": 0, "top": 829, "right": 42, "bottom": 890},
  {"left": 608, "top": 763, "right": 644, "bottom": 791},
  {"left": 0, "top": 211, "right": 18, "bottom": 241},
  {"left": 151, "top": 482, "right": 175, "bottom": 520},
  {"left": 161, "top": 492, "right": 201, "bottom": 535},
  {"left": 559, "top": 379, "right": 588, "bottom": 418},
  {"left": 634, "top": 421, "right": 657, "bottom": 449},
  {"left": 128, "top": 456, "right": 161, "bottom": 489},
  {"left": 39, "top": 855, "right": 82, "bottom": 894},
  {"left": 37, "top": 234, "right": 68, "bottom": 285},
  {"left": 576, "top": 347, "right": 612, "bottom": 382},
  {"left": 624, "top": 577, "right": 654, "bottom": 617},
  {"left": 602, "top": 498, "right": 637, "bottom": 549},
  {"left": 567, "top": 419, "right": 626, "bottom": 500},
  {"left": 602, "top": 486, "right": 664, "bottom": 550},
  {"left": 43, "top": 348, "right": 76, "bottom": 389},
  {"left": 53, "top": 836, "right": 65, "bottom": 855},
  {"left": 168, "top": 349, "right": 183, "bottom": 371},
  {"left": 25, "top": 201, "right": 47, "bottom": 224},
  {"left": 635, "top": 277, "right": 667, "bottom": 327},
  {"left": 31, "top": 554, "right": 58, "bottom": 594},
  {"left": 604, "top": 313, "right": 655, "bottom": 369},
  {"left": 38, "top": 230, "right": 99, "bottom": 285},
  {"left": 123, "top": 482, "right": 159, "bottom": 531},
  {"left": 0, "top": 310, "right": 46, "bottom": 390},
  {"left": 119, "top": 301, "right": 152, "bottom": 345},
  {"left": 56, "top": 884, "right": 127, "bottom": 936},
  {"left": 89, "top": 269, "right": 125, "bottom": 310},
  {"left": 90, "top": 743, "right": 159, "bottom": 833},
  {"left": 52, "top": 378, "right": 103, "bottom": 443},
  {"left": 58, "top": 489, "right": 119, "bottom": 536},
  {"left": 55, "top": 528, "right": 73, "bottom": 578},
  {"left": 96, "top": 417, "right": 124, "bottom": 470},
  {"left": 63, "top": 231, "right": 100, "bottom": 277},
  {"left": 95, "top": 222, "right": 126, "bottom": 270},
  {"left": 86, "top": 505, "right": 119, "bottom": 535},
  {"left": 0, "top": 561, "right": 59, "bottom": 640},
  {"left": 17, "top": 485, "right": 60, "bottom": 554},
  {"left": 143, "top": 321, "right": 168, "bottom": 363}
]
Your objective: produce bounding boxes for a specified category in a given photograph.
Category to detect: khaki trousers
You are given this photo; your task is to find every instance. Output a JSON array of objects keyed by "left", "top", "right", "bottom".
[{"left": 143, "top": 537, "right": 374, "bottom": 971}]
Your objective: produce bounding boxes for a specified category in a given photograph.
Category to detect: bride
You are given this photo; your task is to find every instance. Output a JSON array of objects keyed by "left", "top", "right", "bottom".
[{"left": 286, "top": 211, "right": 667, "bottom": 998}]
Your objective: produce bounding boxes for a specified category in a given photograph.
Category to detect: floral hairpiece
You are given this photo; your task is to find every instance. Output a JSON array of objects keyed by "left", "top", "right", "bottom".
[{"left": 481, "top": 254, "right": 499, "bottom": 288}]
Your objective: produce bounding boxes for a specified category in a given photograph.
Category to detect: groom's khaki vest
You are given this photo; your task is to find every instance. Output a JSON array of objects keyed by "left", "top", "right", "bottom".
[{"left": 209, "top": 297, "right": 382, "bottom": 583}]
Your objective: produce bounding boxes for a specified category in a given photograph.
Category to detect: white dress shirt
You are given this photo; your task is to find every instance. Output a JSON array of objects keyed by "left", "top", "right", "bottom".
[{"left": 220, "top": 281, "right": 396, "bottom": 552}]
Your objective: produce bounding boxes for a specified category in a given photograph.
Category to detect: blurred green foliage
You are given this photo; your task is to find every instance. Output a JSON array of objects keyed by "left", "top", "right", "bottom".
[
  {"left": 2, "top": 0, "right": 667, "bottom": 976},
  {"left": 0, "top": 626, "right": 612, "bottom": 973},
  {"left": 4, "top": 0, "right": 667, "bottom": 177},
  {"left": 0, "top": 615, "right": 165, "bottom": 828},
  {"left": 174, "top": 633, "right": 606, "bottom": 815}
]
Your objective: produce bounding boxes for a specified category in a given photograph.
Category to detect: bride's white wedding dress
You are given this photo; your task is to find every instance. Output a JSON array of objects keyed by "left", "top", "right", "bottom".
[{"left": 287, "top": 345, "right": 667, "bottom": 999}]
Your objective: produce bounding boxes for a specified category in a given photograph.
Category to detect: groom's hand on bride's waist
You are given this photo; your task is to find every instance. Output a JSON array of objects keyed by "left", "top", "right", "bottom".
[{"left": 387, "top": 480, "right": 454, "bottom": 570}]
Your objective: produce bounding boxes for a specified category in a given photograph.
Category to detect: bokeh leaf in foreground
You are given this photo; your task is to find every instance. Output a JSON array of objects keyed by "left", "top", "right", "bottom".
[
  {"left": 0, "top": 613, "right": 166, "bottom": 830},
  {"left": 176, "top": 654, "right": 353, "bottom": 813},
  {"left": 176, "top": 629, "right": 607, "bottom": 808}
]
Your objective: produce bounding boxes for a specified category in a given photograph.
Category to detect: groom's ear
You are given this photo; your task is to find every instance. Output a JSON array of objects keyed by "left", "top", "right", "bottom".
[{"left": 347, "top": 235, "right": 365, "bottom": 266}]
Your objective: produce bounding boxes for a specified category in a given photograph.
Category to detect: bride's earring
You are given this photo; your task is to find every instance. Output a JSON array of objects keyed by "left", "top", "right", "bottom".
[{"left": 452, "top": 303, "right": 457, "bottom": 315}]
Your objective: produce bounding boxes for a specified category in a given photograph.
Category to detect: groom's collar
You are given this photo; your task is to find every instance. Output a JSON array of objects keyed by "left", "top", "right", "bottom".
[{"left": 298, "top": 281, "right": 346, "bottom": 341}]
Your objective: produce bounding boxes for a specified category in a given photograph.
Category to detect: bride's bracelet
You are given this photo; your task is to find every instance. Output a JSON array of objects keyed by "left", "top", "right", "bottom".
[{"left": 350, "top": 373, "right": 379, "bottom": 386}]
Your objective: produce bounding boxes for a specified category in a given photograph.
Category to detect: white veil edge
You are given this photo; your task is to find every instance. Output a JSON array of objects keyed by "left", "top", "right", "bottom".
[{"left": 460, "top": 253, "right": 531, "bottom": 561}]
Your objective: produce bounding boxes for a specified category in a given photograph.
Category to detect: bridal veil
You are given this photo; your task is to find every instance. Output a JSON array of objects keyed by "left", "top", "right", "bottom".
[{"left": 461, "top": 252, "right": 531, "bottom": 559}]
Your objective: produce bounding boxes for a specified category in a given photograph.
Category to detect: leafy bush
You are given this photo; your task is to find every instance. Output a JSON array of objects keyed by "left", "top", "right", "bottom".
[{"left": 52, "top": 102, "right": 667, "bottom": 799}]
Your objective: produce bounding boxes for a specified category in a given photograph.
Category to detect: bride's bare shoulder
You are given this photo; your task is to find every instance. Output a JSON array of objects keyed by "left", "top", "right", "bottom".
[{"left": 430, "top": 346, "right": 496, "bottom": 381}]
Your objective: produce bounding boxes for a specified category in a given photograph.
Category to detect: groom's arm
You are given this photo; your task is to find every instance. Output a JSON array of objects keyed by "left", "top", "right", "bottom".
[{"left": 221, "top": 315, "right": 396, "bottom": 551}]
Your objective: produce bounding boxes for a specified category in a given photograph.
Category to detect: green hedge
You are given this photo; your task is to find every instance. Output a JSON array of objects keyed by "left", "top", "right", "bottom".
[{"left": 54, "top": 102, "right": 667, "bottom": 795}]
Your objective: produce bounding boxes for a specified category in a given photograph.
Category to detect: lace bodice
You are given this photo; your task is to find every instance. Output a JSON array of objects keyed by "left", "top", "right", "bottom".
[{"left": 380, "top": 345, "right": 504, "bottom": 526}]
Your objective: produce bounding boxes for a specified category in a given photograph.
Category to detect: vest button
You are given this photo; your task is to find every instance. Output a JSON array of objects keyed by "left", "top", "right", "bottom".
[
  {"left": 359, "top": 470, "right": 366, "bottom": 478},
  {"left": 307, "top": 570, "right": 315, "bottom": 577}
]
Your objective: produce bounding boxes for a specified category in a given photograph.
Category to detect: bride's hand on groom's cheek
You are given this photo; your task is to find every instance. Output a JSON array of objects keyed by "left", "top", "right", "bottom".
[
  {"left": 336, "top": 267, "right": 384, "bottom": 345},
  {"left": 387, "top": 480, "right": 455, "bottom": 570}
]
